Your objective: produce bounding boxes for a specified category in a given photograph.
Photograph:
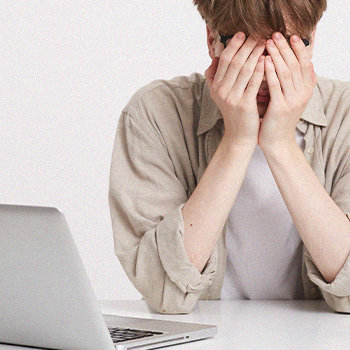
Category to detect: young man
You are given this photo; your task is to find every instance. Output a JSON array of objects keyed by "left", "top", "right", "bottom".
[{"left": 109, "top": 0, "right": 350, "bottom": 314}]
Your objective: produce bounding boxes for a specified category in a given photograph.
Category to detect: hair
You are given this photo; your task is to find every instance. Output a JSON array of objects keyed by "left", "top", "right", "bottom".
[{"left": 193, "top": 0, "right": 327, "bottom": 40}]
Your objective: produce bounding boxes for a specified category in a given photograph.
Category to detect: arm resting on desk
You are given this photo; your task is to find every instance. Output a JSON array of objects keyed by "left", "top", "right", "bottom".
[
  {"left": 306, "top": 248, "right": 350, "bottom": 313},
  {"left": 109, "top": 111, "right": 217, "bottom": 314}
]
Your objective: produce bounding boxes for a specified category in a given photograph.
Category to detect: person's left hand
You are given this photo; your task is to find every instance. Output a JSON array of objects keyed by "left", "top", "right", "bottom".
[{"left": 259, "top": 32, "right": 317, "bottom": 151}]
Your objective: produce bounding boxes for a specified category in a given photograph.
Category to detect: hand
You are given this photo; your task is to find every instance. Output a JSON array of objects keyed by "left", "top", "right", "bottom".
[
  {"left": 259, "top": 32, "right": 317, "bottom": 150},
  {"left": 205, "top": 32, "right": 265, "bottom": 148}
]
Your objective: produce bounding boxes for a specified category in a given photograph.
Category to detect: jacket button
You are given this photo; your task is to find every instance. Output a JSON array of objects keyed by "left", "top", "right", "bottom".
[{"left": 307, "top": 147, "right": 315, "bottom": 154}]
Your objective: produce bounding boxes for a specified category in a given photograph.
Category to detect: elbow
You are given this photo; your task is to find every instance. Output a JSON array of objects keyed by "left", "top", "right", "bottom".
[
  {"left": 323, "top": 293, "right": 350, "bottom": 314},
  {"left": 152, "top": 304, "right": 194, "bottom": 315},
  {"left": 143, "top": 287, "right": 200, "bottom": 315},
  {"left": 145, "top": 295, "right": 197, "bottom": 315}
]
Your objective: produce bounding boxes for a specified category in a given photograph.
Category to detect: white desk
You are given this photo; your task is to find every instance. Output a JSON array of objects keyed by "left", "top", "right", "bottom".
[{"left": 1, "top": 300, "right": 350, "bottom": 350}]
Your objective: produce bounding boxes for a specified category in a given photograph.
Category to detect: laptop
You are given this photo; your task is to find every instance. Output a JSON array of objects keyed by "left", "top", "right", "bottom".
[{"left": 0, "top": 204, "right": 217, "bottom": 350}]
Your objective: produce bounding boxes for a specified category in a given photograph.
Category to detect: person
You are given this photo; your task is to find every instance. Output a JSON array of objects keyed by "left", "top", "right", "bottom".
[{"left": 109, "top": 0, "right": 350, "bottom": 314}]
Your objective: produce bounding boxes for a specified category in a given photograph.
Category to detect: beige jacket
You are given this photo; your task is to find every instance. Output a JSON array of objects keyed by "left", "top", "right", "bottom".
[{"left": 109, "top": 73, "right": 350, "bottom": 314}]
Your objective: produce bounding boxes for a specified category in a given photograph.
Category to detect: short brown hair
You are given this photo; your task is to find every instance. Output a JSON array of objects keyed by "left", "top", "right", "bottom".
[{"left": 193, "top": 0, "right": 327, "bottom": 40}]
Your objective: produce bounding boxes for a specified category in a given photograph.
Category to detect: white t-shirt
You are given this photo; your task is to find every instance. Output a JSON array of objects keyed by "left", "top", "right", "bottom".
[{"left": 221, "top": 130, "right": 306, "bottom": 300}]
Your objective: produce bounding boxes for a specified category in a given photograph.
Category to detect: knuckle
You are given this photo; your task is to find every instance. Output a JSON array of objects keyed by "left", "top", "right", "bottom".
[
  {"left": 248, "top": 75, "right": 259, "bottom": 87},
  {"left": 216, "top": 87, "right": 227, "bottom": 100},
  {"left": 226, "top": 95, "right": 238, "bottom": 107},
  {"left": 290, "top": 61, "right": 300, "bottom": 72},
  {"left": 282, "top": 69, "right": 292, "bottom": 80},
  {"left": 305, "top": 61, "right": 313, "bottom": 71},
  {"left": 211, "top": 80, "right": 220, "bottom": 92},
  {"left": 230, "top": 58, "right": 244, "bottom": 71},
  {"left": 219, "top": 53, "right": 231, "bottom": 66},
  {"left": 240, "top": 64, "right": 253, "bottom": 78}
]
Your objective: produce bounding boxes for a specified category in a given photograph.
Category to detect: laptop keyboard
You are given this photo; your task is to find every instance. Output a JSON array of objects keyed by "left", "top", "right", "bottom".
[{"left": 108, "top": 327, "right": 163, "bottom": 343}]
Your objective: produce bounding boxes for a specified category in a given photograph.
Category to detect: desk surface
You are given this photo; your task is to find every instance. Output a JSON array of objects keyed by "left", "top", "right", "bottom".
[{"left": 1, "top": 300, "right": 350, "bottom": 350}]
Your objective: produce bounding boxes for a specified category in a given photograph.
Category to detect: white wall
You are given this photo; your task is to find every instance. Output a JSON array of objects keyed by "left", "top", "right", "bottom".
[{"left": 1, "top": 1, "right": 349, "bottom": 301}]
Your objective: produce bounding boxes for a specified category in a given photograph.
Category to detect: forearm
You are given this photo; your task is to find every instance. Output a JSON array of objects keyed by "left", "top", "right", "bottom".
[
  {"left": 182, "top": 137, "right": 255, "bottom": 272},
  {"left": 262, "top": 140, "right": 350, "bottom": 283},
  {"left": 185, "top": 31, "right": 263, "bottom": 272}
]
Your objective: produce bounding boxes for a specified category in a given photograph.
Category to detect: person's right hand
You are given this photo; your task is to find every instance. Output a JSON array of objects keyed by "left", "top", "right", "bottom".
[{"left": 205, "top": 32, "right": 265, "bottom": 148}]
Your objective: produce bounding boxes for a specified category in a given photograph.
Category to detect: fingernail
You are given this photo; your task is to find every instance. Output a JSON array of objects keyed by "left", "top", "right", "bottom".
[
  {"left": 273, "top": 32, "right": 282, "bottom": 41},
  {"left": 236, "top": 32, "right": 246, "bottom": 40},
  {"left": 292, "top": 35, "right": 300, "bottom": 43}
]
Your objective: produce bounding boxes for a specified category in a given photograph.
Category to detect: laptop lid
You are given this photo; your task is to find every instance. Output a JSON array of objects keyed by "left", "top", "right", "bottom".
[
  {"left": 0, "top": 204, "right": 217, "bottom": 350},
  {"left": 0, "top": 204, "right": 115, "bottom": 350}
]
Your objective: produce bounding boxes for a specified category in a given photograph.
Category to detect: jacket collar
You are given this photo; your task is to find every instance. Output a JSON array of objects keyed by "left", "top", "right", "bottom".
[
  {"left": 197, "top": 79, "right": 328, "bottom": 136},
  {"left": 297, "top": 81, "right": 328, "bottom": 133}
]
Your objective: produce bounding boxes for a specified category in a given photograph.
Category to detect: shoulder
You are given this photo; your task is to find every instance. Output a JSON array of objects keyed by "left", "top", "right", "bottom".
[
  {"left": 119, "top": 73, "right": 206, "bottom": 146},
  {"left": 317, "top": 77, "right": 350, "bottom": 167},
  {"left": 316, "top": 76, "right": 350, "bottom": 131},
  {"left": 317, "top": 76, "right": 350, "bottom": 110},
  {"left": 123, "top": 73, "right": 206, "bottom": 120}
]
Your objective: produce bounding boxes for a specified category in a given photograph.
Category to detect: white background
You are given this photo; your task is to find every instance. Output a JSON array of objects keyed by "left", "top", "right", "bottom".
[{"left": 1, "top": 0, "right": 349, "bottom": 301}]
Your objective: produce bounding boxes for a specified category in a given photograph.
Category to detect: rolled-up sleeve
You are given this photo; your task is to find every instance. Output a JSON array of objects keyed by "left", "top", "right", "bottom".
[
  {"left": 306, "top": 251, "right": 350, "bottom": 313},
  {"left": 109, "top": 110, "right": 216, "bottom": 314},
  {"left": 306, "top": 158, "right": 350, "bottom": 313}
]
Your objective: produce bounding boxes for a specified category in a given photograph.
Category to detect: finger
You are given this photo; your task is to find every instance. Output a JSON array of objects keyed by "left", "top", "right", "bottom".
[
  {"left": 266, "top": 38, "right": 296, "bottom": 94},
  {"left": 243, "top": 55, "right": 265, "bottom": 101},
  {"left": 233, "top": 43, "right": 266, "bottom": 97},
  {"left": 214, "top": 32, "right": 246, "bottom": 84},
  {"left": 265, "top": 55, "right": 283, "bottom": 101},
  {"left": 223, "top": 36, "right": 260, "bottom": 84},
  {"left": 215, "top": 36, "right": 261, "bottom": 97},
  {"left": 289, "top": 35, "right": 316, "bottom": 87},
  {"left": 270, "top": 32, "right": 304, "bottom": 91},
  {"left": 205, "top": 57, "right": 220, "bottom": 88}
]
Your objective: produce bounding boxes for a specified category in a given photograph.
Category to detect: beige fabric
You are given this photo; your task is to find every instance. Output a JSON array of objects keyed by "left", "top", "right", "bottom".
[{"left": 109, "top": 73, "right": 350, "bottom": 314}]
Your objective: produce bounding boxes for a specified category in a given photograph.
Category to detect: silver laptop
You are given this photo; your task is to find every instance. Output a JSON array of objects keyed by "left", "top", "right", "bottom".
[{"left": 0, "top": 204, "right": 217, "bottom": 350}]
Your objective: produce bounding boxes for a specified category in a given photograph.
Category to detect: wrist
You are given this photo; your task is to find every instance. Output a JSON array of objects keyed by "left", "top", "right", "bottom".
[
  {"left": 260, "top": 138, "right": 299, "bottom": 160},
  {"left": 221, "top": 133, "right": 257, "bottom": 154}
]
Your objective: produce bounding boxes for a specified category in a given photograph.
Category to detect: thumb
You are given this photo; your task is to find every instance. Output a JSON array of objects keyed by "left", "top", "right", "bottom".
[{"left": 205, "top": 57, "right": 219, "bottom": 87}]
